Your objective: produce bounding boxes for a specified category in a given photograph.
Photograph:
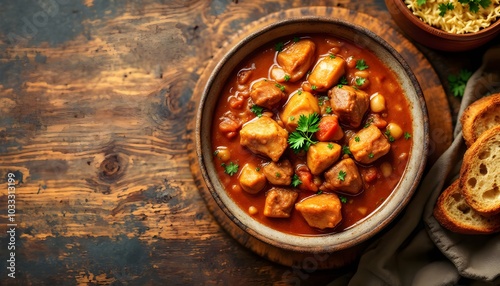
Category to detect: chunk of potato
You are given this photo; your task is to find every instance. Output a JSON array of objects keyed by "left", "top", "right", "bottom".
[
  {"left": 295, "top": 193, "right": 342, "bottom": 229},
  {"left": 277, "top": 39, "right": 316, "bottom": 82},
  {"left": 263, "top": 188, "right": 299, "bottom": 218},
  {"left": 239, "top": 163, "right": 267, "bottom": 194},
  {"left": 280, "top": 91, "right": 320, "bottom": 131},
  {"left": 306, "top": 142, "right": 341, "bottom": 175},
  {"left": 349, "top": 125, "right": 391, "bottom": 164},
  {"left": 240, "top": 116, "right": 288, "bottom": 162},
  {"left": 307, "top": 55, "right": 346, "bottom": 92}
]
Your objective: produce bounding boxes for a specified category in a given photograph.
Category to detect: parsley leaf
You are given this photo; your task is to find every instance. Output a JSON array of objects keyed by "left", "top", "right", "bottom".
[
  {"left": 355, "top": 77, "right": 366, "bottom": 86},
  {"left": 338, "top": 170, "right": 347, "bottom": 181},
  {"left": 222, "top": 162, "right": 239, "bottom": 176},
  {"left": 404, "top": 132, "right": 412, "bottom": 140},
  {"left": 355, "top": 59, "right": 369, "bottom": 70},
  {"left": 438, "top": 3, "right": 454, "bottom": 16},
  {"left": 384, "top": 130, "right": 395, "bottom": 142},
  {"left": 448, "top": 69, "right": 472, "bottom": 97},
  {"left": 251, "top": 105, "right": 264, "bottom": 117},
  {"left": 275, "top": 42, "right": 284, "bottom": 52},
  {"left": 339, "top": 76, "right": 348, "bottom": 85},
  {"left": 417, "top": 0, "right": 427, "bottom": 5},
  {"left": 339, "top": 196, "right": 348, "bottom": 203},
  {"left": 288, "top": 113, "right": 320, "bottom": 152},
  {"left": 284, "top": 74, "right": 291, "bottom": 82},
  {"left": 291, "top": 174, "right": 302, "bottom": 187},
  {"left": 342, "top": 145, "right": 351, "bottom": 155},
  {"left": 275, "top": 83, "right": 285, "bottom": 92}
]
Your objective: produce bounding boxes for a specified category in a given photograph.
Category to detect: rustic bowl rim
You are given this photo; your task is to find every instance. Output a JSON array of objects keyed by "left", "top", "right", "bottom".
[{"left": 195, "top": 16, "right": 429, "bottom": 253}]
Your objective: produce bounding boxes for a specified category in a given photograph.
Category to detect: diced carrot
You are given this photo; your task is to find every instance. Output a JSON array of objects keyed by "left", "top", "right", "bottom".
[{"left": 315, "top": 116, "right": 339, "bottom": 142}]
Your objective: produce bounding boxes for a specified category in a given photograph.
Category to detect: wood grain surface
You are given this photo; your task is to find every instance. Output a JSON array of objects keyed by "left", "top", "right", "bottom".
[{"left": 0, "top": 0, "right": 495, "bottom": 285}]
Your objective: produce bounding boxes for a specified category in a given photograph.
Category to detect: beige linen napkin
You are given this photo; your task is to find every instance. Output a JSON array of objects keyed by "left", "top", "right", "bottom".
[{"left": 330, "top": 46, "right": 500, "bottom": 286}]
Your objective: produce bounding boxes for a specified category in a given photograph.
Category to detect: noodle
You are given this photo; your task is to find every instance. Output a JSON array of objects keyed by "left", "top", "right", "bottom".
[{"left": 404, "top": 0, "right": 500, "bottom": 34}]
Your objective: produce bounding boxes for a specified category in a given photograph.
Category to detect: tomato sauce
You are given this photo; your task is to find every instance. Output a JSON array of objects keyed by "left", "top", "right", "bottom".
[{"left": 211, "top": 34, "right": 413, "bottom": 235}]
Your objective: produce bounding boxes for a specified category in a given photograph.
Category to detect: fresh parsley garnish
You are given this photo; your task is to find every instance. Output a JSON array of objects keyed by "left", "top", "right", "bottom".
[
  {"left": 355, "top": 77, "right": 366, "bottom": 86},
  {"left": 364, "top": 118, "right": 374, "bottom": 128},
  {"left": 275, "top": 172, "right": 281, "bottom": 178},
  {"left": 327, "top": 143, "right": 334, "bottom": 149},
  {"left": 275, "top": 83, "right": 285, "bottom": 92},
  {"left": 438, "top": 2, "right": 454, "bottom": 16},
  {"left": 338, "top": 170, "right": 347, "bottom": 181},
  {"left": 404, "top": 132, "right": 412, "bottom": 140},
  {"left": 354, "top": 136, "right": 360, "bottom": 142},
  {"left": 368, "top": 153, "right": 374, "bottom": 159},
  {"left": 329, "top": 53, "right": 336, "bottom": 59},
  {"left": 284, "top": 74, "right": 291, "bottom": 82},
  {"left": 222, "top": 162, "right": 239, "bottom": 176},
  {"left": 342, "top": 145, "right": 351, "bottom": 155},
  {"left": 288, "top": 113, "right": 320, "bottom": 152},
  {"left": 449, "top": 69, "right": 472, "bottom": 97},
  {"left": 325, "top": 106, "right": 332, "bottom": 114},
  {"left": 339, "top": 196, "right": 348, "bottom": 203},
  {"left": 275, "top": 42, "right": 284, "bottom": 52},
  {"left": 318, "top": 96, "right": 329, "bottom": 106},
  {"left": 355, "top": 59, "right": 369, "bottom": 70},
  {"left": 339, "top": 76, "right": 348, "bottom": 85},
  {"left": 417, "top": 0, "right": 426, "bottom": 5},
  {"left": 459, "top": 0, "right": 491, "bottom": 13},
  {"left": 251, "top": 105, "right": 264, "bottom": 117},
  {"left": 291, "top": 174, "right": 302, "bottom": 187},
  {"left": 311, "top": 85, "right": 317, "bottom": 91},
  {"left": 384, "top": 130, "right": 395, "bottom": 142}
]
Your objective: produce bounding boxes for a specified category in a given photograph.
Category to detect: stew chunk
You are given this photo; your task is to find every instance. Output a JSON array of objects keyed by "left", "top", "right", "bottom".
[
  {"left": 262, "top": 159, "right": 294, "bottom": 186},
  {"left": 263, "top": 188, "right": 299, "bottom": 218},
  {"left": 322, "top": 158, "right": 363, "bottom": 195},
  {"left": 308, "top": 55, "right": 346, "bottom": 92},
  {"left": 295, "top": 194, "right": 342, "bottom": 229},
  {"left": 306, "top": 142, "right": 341, "bottom": 175},
  {"left": 239, "top": 164, "right": 267, "bottom": 194},
  {"left": 349, "top": 125, "right": 391, "bottom": 164},
  {"left": 250, "top": 79, "right": 286, "bottom": 109},
  {"left": 329, "top": 85, "right": 369, "bottom": 128},
  {"left": 280, "top": 91, "right": 320, "bottom": 131},
  {"left": 240, "top": 116, "right": 288, "bottom": 162},
  {"left": 277, "top": 39, "right": 316, "bottom": 82}
]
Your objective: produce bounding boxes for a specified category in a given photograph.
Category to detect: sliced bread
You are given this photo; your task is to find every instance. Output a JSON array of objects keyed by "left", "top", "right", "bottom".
[
  {"left": 459, "top": 125, "right": 500, "bottom": 216},
  {"left": 434, "top": 180, "right": 500, "bottom": 234},
  {"left": 460, "top": 93, "right": 500, "bottom": 146}
]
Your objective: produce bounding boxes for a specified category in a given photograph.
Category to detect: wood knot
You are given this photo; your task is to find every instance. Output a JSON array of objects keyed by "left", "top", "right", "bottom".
[{"left": 99, "top": 154, "right": 126, "bottom": 182}]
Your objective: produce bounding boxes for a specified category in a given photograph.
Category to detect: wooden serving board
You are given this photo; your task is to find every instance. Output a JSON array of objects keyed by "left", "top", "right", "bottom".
[{"left": 188, "top": 7, "right": 453, "bottom": 268}]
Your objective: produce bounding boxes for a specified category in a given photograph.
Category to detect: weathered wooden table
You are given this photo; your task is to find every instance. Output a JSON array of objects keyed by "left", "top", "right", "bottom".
[{"left": 0, "top": 0, "right": 497, "bottom": 285}]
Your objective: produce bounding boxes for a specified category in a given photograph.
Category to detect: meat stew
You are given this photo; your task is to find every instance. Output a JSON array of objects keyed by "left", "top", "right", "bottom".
[{"left": 211, "top": 34, "right": 413, "bottom": 235}]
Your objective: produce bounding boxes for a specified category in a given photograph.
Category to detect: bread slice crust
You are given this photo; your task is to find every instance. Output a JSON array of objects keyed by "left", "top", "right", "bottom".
[
  {"left": 434, "top": 180, "right": 500, "bottom": 234},
  {"left": 460, "top": 93, "right": 500, "bottom": 146},
  {"left": 459, "top": 125, "right": 500, "bottom": 216}
]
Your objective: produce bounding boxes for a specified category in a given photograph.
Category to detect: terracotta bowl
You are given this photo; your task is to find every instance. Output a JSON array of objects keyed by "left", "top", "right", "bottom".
[
  {"left": 195, "top": 17, "right": 429, "bottom": 254},
  {"left": 385, "top": 0, "right": 500, "bottom": 51}
]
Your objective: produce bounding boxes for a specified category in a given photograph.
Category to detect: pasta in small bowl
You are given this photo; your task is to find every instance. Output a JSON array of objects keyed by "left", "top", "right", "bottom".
[{"left": 385, "top": 0, "right": 500, "bottom": 51}]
